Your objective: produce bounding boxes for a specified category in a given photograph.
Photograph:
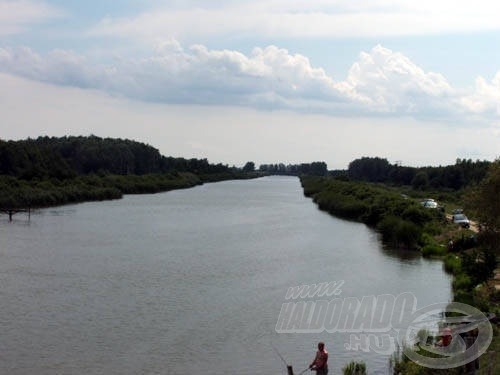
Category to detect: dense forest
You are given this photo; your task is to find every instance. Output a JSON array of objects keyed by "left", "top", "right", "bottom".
[
  {"left": 339, "top": 156, "right": 490, "bottom": 190},
  {"left": 258, "top": 161, "right": 328, "bottom": 176},
  {"left": 1, "top": 136, "right": 493, "bottom": 211},
  {"left": 259, "top": 157, "right": 490, "bottom": 191},
  {"left": 0, "top": 135, "right": 234, "bottom": 179},
  {"left": 0, "top": 136, "right": 261, "bottom": 209}
]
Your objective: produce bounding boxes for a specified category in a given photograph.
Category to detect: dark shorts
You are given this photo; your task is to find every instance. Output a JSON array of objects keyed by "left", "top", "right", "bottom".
[{"left": 315, "top": 368, "right": 328, "bottom": 375}]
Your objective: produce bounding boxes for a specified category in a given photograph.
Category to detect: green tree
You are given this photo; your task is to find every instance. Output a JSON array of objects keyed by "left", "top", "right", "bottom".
[
  {"left": 461, "top": 250, "right": 496, "bottom": 285},
  {"left": 348, "top": 157, "right": 391, "bottom": 182},
  {"left": 411, "top": 171, "right": 429, "bottom": 190},
  {"left": 310, "top": 161, "right": 328, "bottom": 176},
  {"left": 466, "top": 159, "right": 500, "bottom": 252},
  {"left": 242, "top": 161, "right": 255, "bottom": 172}
]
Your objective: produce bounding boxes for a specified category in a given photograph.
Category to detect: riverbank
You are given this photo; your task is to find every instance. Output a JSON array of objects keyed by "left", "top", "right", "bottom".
[
  {"left": 0, "top": 171, "right": 265, "bottom": 215},
  {"left": 300, "top": 175, "right": 444, "bottom": 250},
  {"left": 0, "top": 135, "right": 267, "bottom": 214}
]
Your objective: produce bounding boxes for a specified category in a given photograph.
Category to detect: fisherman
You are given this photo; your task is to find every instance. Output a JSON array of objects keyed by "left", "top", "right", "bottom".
[
  {"left": 309, "top": 342, "right": 328, "bottom": 374},
  {"left": 436, "top": 327, "right": 452, "bottom": 347}
]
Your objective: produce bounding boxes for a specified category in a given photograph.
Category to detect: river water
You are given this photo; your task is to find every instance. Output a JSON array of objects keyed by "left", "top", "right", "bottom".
[{"left": 0, "top": 176, "right": 451, "bottom": 374}]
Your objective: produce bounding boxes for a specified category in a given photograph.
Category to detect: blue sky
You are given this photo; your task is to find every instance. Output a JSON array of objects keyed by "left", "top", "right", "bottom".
[{"left": 1, "top": 0, "right": 499, "bottom": 168}]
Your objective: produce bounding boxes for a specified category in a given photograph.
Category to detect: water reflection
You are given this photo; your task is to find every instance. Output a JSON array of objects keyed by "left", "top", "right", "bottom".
[{"left": 380, "top": 244, "right": 423, "bottom": 261}]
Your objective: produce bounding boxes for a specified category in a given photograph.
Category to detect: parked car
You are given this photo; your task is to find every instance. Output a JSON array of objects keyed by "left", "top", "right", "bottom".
[
  {"left": 421, "top": 198, "right": 438, "bottom": 208},
  {"left": 452, "top": 213, "right": 470, "bottom": 228}
]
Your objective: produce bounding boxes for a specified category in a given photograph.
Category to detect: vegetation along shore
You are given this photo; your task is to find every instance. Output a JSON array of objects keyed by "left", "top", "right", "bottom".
[{"left": 0, "top": 135, "right": 265, "bottom": 211}]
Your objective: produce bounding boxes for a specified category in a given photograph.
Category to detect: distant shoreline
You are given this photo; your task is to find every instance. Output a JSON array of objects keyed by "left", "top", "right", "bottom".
[{"left": 0, "top": 171, "right": 265, "bottom": 216}]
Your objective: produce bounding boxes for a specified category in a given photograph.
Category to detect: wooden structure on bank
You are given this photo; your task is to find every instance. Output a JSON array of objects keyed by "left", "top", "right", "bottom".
[{"left": 1, "top": 207, "right": 31, "bottom": 221}]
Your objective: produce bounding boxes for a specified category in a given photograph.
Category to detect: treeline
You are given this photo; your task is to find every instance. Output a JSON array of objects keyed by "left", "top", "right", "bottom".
[
  {"left": 0, "top": 136, "right": 262, "bottom": 209},
  {"left": 258, "top": 156, "right": 490, "bottom": 190},
  {"left": 301, "top": 175, "right": 444, "bottom": 249},
  {"left": 334, "top": 157, "right": 490, "bottom": 190},
  {"left": 259, "top": 161, "right": 327, "bottom": 176},
  {"left": 0, "top": 135, "right": 234, "bottom": 179}
]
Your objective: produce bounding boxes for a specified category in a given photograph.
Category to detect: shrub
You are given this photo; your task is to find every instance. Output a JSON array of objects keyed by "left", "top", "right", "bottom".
[
  {"left": 342, "top": 360, "right": 366, "bottom": 375},
  {"left": 402, "top": 205, "right": 433, "bottom": 225},
  {"left": 422, "top": 243, "right": 447, "bottom": 257},
  {"left": 454, "top": 288, "right": 474, "bottom": 305},
  {"left": 450, "top": 234, "right": 478, "bottom": 252},
  {"left": 461, "top": 249, "right": 497, "bottom": 285},
  {"left": 377, "top": 216, "right": 422, "bottom": 249},
  {"left": 452, "top": 273, "right": 473, "bottom": 291},
  {"left": 443, "top": 254, "right": 461, "bottom": 274},
  {"left": 422, "top": 221, "right": 442, "bottom": 236}
]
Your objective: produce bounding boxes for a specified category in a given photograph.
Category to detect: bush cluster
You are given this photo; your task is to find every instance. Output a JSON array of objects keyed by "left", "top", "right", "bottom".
[
  {"left": 0, "top": 173, "right": 203, "bottom": 209},
  {"left": 300, "top": 176, "right": 443, "bottom": 249}
]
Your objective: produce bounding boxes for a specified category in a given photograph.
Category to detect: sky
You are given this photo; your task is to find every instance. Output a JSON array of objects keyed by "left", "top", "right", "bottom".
[{"left": 1, "top": 1, "right": 499, "bottom": 169}]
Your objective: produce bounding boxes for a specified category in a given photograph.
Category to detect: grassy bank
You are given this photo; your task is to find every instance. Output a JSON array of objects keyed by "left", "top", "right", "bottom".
[{"left": 0, "top": 171, "right": 264, "bottom": 210}]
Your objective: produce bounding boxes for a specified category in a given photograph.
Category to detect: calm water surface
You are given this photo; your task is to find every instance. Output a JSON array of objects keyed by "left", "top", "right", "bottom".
[{"left": 0, "top": 176, "right": 451, "bottom": 374}]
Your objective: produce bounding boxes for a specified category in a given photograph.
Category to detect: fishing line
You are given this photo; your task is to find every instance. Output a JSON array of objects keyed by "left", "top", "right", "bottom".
[{"left": 271, "top": 341, "right": 290, "bottom": 368}]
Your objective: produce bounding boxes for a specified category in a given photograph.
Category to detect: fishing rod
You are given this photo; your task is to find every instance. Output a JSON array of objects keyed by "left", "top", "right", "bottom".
[
  {"left": 271, "top": 342, "right": 295, "bottom": 375},
  {"left": 271, "top": 342, "right": 311, "bottom": 375},
  {"left": 271, "top": 342, "right": 290, "bottom": 368}
]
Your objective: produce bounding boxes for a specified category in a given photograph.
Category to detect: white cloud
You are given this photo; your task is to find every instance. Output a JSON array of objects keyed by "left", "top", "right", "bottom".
[
  {"left": 88, "top": 0, "right": 500, "bottom": 40},
  {"left": 0, "top": 42, "right": 344, "bottom": 109},
  {"left": 0, "top": 42, "right": 495, "bottom": 119},
  {"left": 0, "top": 46, "right": 96, "bottom": 87},
  {"left": 1, "top": 72, "right": 499, "bottom": 168},
  {"left": 0, "top": 0, "right": 62, "bottom": 36},
  {"left": 461, "top": 72, "right": 500, "bottom": 115},
  {"left": 339, "top": 45, "right": 454, "bottom": 113}
]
